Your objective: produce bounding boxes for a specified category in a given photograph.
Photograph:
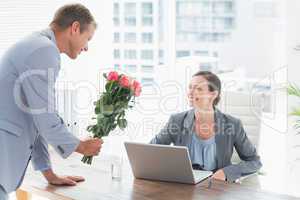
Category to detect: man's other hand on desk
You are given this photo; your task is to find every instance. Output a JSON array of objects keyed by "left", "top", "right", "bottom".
[
  {"left": 42, "top": 169, "right": 85, "bottom": 186},
  {"left": 41, "top": 138, "right": 103, "bottom": 186}
]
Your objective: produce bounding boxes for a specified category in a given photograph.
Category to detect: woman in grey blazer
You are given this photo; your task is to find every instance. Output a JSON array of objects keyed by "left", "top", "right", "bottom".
[{"left": 150, "top": 71, "right": 262, "bottom": 182}]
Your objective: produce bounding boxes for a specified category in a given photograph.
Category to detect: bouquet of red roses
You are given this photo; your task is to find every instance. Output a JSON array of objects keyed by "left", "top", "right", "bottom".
[{"left": 81, "top": 71, "right": 141, "bottom": 164}]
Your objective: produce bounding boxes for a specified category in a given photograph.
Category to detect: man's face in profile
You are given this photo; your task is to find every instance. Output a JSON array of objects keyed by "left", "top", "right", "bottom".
[{"left": 67, "top": 22, "right": 96, "bottom": 59}]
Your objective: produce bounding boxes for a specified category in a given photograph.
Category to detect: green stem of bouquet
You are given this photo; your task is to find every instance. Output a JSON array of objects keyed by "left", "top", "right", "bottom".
[
  {"left": 113, "top": 87, "right": 123, "bottom": 103},
  {"left": 81, "top": 155, "right": 93, "bottom": 165},
  {"left": 81, "top": 126, "right": 108, "bottom": 164}
]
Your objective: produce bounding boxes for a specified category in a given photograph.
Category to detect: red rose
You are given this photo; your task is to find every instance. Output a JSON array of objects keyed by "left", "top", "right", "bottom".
[
  {"left": 119, "top": 75, "right": 130, "bottom": 88},
  {"left": 107, "top": 71, "right": 119, "bottom": 81},
  {"left": 134, "top": 86, "right": 142, "bottom": 97},
  {"left": 132, "top": 80, "right": 142, "bottom": 97}
]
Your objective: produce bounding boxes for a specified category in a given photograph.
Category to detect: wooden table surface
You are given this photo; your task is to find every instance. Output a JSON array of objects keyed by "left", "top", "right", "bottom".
[{"left": 19, "top": 153, "right": 299, "bottom": 200}]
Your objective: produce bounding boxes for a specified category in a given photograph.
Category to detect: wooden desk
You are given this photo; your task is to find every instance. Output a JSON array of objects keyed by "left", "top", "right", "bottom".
[{"left": 18, "top": 154, "right": 299, "bottom": 200}]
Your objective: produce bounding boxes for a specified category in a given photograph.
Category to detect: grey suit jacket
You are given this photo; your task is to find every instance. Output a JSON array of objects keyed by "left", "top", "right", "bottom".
[
  {"left": 0, "top": 28, "right": 79, "bottom": 193},
  {"left": 150, "top": 109, "right": 262, "bottom": 182}
]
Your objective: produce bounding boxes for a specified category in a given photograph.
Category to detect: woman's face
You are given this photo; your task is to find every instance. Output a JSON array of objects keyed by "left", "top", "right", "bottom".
[{"left": 187, "top": 76, "right": 218, "bottom": 110}]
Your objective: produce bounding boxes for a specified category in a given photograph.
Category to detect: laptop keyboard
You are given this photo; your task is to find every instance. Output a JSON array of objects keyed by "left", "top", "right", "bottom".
[{"left": 193, "top": 170, "right": 213, "bottom": 180}]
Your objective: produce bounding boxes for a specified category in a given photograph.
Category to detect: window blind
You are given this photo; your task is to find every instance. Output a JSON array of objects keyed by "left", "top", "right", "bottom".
[{"left": 0, "top": 0, "right": 71, "bottom": 56}]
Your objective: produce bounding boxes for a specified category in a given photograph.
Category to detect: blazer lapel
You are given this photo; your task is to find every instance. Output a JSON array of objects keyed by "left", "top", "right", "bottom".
[
  {"left": 183, "top": 109, "right": 195, "bottom": 130},
  {"left": 214, "top": 109, "right": 226, "bottom": 169},
  {"left": 182, "top": 109, "right": 195, "bottom": 146}
]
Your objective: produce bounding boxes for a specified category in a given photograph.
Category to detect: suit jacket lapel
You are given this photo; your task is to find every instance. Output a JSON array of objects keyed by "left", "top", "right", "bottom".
[
  {"left": 182, "top": 109, "right": 195, "bottom": 146},
  {"left": 215, "top": 109, "right": 226, "bottom": 169}
]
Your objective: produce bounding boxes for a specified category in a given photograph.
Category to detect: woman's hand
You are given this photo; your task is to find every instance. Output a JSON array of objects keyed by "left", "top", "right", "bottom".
[
  {"left": 42, "top": 169, "right": 85, "bottom": 186},
  {"left": 212, "top": 169, "right": 226, "bottom": 181}
]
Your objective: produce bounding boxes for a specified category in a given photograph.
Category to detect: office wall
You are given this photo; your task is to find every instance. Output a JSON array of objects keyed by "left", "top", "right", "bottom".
[
  {"left": 286, "top": 0, "right": 300, "bottom": 180},
  {"left": 218, "top": 0, "right": 286, "bottom": 78}
]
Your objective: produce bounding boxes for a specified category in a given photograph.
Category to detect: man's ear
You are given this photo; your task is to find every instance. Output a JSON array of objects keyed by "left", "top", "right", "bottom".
[{"left": 70, "top": 21, "right": 81, "bottom": 35}]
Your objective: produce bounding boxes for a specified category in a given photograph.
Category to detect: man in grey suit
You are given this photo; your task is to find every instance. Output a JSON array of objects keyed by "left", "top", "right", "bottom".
[{"left": 0, "top": 4, "right": 103, "bottom": 199}]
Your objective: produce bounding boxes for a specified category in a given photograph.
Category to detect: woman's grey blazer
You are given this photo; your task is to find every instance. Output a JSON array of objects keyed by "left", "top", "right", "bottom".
[{"left": 150, "top": 109, "right": 262, "bottom": 182}]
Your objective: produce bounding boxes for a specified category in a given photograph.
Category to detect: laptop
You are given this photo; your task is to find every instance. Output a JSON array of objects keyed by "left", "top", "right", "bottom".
[{"left": 124, "top": 142, "right": 213, "bottom": 184}]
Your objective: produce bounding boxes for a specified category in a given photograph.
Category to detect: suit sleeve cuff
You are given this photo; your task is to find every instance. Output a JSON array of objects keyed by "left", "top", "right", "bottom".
[
  {"left": 31, "top": 157, "right": 52, "bottom": 171},
  {"left": 54, "top": 137, "right": 80, "bottom": 159},
  {"left": 223, "top": 165, "right": 242, "bottom": 182},
  {"left": 38, "top": 166, "right": 52, "bottom": 172}
]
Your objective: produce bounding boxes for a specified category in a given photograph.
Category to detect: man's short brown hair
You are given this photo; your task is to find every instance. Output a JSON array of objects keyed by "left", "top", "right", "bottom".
[{"left": 50, "top": 3, "right": 97, "bottom": 33}]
